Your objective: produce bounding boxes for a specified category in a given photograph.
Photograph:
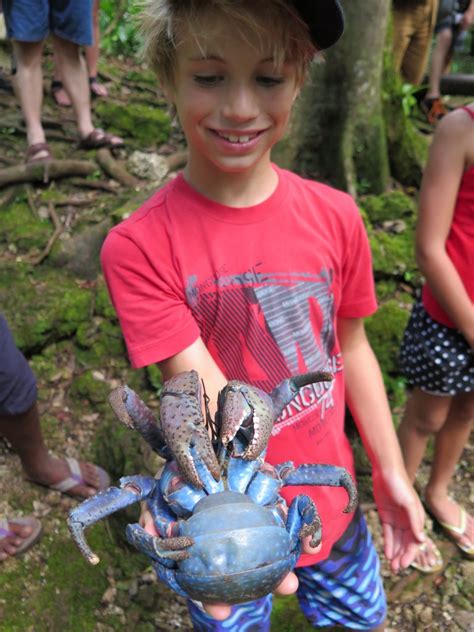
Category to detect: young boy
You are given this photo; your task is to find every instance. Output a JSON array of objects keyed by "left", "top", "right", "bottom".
[{"left": 101, "top": 1, "right": 425, "bottom": 630}]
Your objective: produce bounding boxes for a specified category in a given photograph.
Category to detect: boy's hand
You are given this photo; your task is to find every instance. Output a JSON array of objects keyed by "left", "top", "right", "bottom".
[
  {"left": 141, "top": 506, "right": 316, "bottom": 621},
  {"left": 372, "top": 467, "right": 425, "bottom": 572},
  {"left": 201, "top": 572, "right": 299, "bottom": 621}
]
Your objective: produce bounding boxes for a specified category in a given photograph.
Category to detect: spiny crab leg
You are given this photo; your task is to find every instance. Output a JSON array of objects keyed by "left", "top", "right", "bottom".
[
  {"left": 109, "top": 386, "right": 168, "bottom": 457},
  {"left": 218, "top": 371, "right": 333, "bottom": 462},
  {"left": 276, "top": 462, "right": 358, "bottom": 514},
  {"left": 160, "top": 370, "right": 220, "bottom": 489}
]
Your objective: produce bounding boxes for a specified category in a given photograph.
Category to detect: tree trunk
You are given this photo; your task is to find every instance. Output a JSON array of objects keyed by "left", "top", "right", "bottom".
[{"left": 293, "top": 0, "right": 391, "bottom": 196}]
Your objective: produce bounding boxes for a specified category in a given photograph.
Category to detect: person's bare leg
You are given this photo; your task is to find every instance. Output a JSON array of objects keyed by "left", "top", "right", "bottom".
[
  {"left": 424, "top": 392, "right": 474, "bottom": 550},
  {"left": 426, "top": 28, "right": 454, "bottom": 99},
  {"left": 86, "top": 0, "right": 107, "bottom": 97},
  {"left": 398, "top": 388, "right": 451, "bottom": 481},
  {"left": 11, "top": 39, "right": 49, "bottom": 158},
  {"left": 51, "top": 35, "right": 94, "bottom": 139},
  {"left": 0, "top": 402, "right": 101, "bottom": 497},
  {"left": 51, "top": 39, "right": 72, "bottom": 106}
]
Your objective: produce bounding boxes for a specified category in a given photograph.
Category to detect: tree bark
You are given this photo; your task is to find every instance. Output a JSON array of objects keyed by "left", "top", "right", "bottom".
[{"left": 293, "top": 0, "right": 391, "bottom": 196}]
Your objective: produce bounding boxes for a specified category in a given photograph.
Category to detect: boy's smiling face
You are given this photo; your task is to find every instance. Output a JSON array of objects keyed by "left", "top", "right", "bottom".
[{"left": 166, "top": 15, "right": 299, "bottom": 197}]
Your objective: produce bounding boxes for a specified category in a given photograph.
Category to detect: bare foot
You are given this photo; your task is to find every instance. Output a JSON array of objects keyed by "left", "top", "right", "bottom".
[
  {"left": 89, "top": 76, "right": 108, "bottom": 98},
  {"left": 0, "top": 518, "right": 42, "bottom": 561},
  {"left": 23, "top": 454, "right": 109, "bottom": 499},
  {"left": 410, "top": 536, "right": 443, "bottom": 573},
  {"left": 425, "top": 493, "right": 474, "bottom": 553},
  {"left": 51, "top": 80, "right": 72, "bottom": 107}
]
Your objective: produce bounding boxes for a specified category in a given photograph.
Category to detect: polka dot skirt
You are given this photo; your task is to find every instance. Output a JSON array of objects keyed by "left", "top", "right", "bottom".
[{"left": 399, "top": 301, "right": 473, "bottom": 396}]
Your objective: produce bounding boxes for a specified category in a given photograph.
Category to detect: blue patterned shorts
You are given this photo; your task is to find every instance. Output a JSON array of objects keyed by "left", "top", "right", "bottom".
[{"left": 188, "top": 508, "right": 387, "bottom": 631}]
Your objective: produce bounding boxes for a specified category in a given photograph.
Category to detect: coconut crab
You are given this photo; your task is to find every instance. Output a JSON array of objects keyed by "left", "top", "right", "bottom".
[{"left": 68, "top": 370, "right": 357, "bottom": 604}]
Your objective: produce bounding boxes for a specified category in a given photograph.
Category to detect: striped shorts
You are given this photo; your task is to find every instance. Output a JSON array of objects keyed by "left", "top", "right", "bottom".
[{"left": 188, "top": 508, "right": 387, "bottom": 631}]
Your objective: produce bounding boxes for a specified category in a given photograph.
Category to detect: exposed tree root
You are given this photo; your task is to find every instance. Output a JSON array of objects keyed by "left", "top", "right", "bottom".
[
  {"left": 0, "top": 159, "right": 97, "bottom": 189},
  {"left": 96, "top": 148, "right": 140, "bottom": 188}
]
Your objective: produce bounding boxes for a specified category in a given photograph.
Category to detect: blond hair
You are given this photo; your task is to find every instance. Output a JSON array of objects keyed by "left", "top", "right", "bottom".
[{"left": 140, "top": 0, "right": 318, "bottom": 88}]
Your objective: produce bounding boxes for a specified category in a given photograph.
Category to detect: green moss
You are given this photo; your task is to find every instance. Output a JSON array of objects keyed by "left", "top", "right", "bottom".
[
  {"left": 69, "top": 369, "right": 111, "bottom": 404},
  {"left": 145, "top": 363, "right": 163, "bottom": 394},
  {"left": 95, "top": 101, "right": 171, "bottom": 144},
  {"left": 366, "top": 300, "right": 409, "bottom": 378},
  {"left": 0, "top": 517, "right": 147, "bottom": 631},
  {"left": 124, "top": 69, "right": 158, "bottom": 86},
  {"left": 369, "top": 228, "right": 416, "bottom": 277},
  {"left": 360, "top": 190, "right": 416, "bottom": 224},
  {"left": 0, "top": 265, "right": 93, "bottom": 353},
  {"left": 271, "top": 595, "right": 314, "bottom": 631},
  {"left": 0, "top": 200, "right": 51, "bottom": 253}
]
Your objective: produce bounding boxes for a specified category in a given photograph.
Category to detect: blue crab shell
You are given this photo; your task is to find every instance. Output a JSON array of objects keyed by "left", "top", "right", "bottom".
[{"left": 176, "top": 490, "right": 294, "bottom": 603}]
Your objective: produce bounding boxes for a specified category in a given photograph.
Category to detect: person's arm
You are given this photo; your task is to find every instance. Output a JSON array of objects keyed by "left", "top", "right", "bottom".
[
  {"left": 461, "top": 1, "right": 474, "bottom": 29},
  {"left": 416, "top": 109, "right": 474, "bottom": 348},
  {"left": 337, "top": 317, "right": 425, "bottom": 572}
]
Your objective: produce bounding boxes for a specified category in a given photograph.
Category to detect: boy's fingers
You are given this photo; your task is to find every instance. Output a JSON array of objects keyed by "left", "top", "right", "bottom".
[
  {"left": 273, "top": 571, "right": 299, "bottom": 595},
  {"left": 301, "top": 535, "right": 322, "bottom": 555},
  {"left": 202, "top": 572, "right": 299, "bottom": 620},
  {"left": 203, "top": 603, "right": 232, "bottom": 620}
]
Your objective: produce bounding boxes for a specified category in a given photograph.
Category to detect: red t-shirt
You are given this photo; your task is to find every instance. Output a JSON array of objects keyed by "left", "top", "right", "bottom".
[
  {"left": 101, "top": 166, "right": 377, "bottom": 566},
  {"left": 422, "top": 106, "right": 474, "bottom": 327}
]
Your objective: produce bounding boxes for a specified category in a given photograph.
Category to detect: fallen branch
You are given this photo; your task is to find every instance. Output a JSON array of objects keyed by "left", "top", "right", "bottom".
[
  {"left": 69, "top": 178, "right": 119, "bottom": 194},
  {"left": 0, "top": 159, "right": 97, "bottom": 189},
  {"left": 96, "top": 148, "right": 140, "bottom": 188},
  {"left": 27, "top": 203, "right": 63, "bottom": 266}
]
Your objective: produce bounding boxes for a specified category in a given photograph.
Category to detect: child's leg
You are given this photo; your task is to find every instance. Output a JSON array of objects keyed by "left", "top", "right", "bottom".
[
  {"left": 295, "top": 509, "right": 387, "bottom": 630},
  {"left": 187, "top": 595, "right": 272, "bottom": 632},
  {"left": 397, "top": 388, "right": 451, "bottom": 482},
  {"left": 424, "top": 392, "right": 474, "bottom": 549}
]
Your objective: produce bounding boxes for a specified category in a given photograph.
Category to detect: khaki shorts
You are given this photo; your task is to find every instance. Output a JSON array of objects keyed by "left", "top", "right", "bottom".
[{"left": 392, "top": 0, "right": 439, "bottom": 84}]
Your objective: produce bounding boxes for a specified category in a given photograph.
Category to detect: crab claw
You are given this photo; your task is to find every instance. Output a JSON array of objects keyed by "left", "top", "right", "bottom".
[
  {"left": 218, "top": 372, "right": 334, "bottom": 462},
  {"left": 109, "top": 385, "right": 168, "bottom": 457},
  {"left": 270, "top": 371, "right": 333, "bottom": 419},
  {"left": 160, "top": 370, "right": 220, "bottom": 489}
]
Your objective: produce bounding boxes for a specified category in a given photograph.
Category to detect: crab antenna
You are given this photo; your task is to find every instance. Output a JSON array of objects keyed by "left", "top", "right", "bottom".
[{"left": 270, "top": 371, "right": 333, "bottom": 419}]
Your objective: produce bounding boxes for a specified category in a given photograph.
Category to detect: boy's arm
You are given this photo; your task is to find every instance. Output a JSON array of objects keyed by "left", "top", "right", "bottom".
[{"left": 337, "top": 317, "right": 425, "bottom": 572}]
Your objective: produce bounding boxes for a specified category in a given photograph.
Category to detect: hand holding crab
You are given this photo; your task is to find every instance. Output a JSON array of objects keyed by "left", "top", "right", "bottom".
[{"left": 68, "top": 370, "right": 357, "bottom": 604}]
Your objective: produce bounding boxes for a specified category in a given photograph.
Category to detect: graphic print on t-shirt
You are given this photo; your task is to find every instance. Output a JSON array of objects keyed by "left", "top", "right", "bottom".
[{"left": 185, "top": 264, "right": 340, "bottom": 432}]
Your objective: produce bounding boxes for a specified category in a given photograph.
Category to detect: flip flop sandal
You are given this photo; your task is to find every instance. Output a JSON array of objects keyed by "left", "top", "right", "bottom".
[
  {"left": 27, "top": 457, "right": 111, "bottom": 500},
  {"left": 435, "top": 506, "right": 474, "bottom": 560},
  {"left": 78, "top": 128, "right": 124, "bottom": 150},
  {"left": 0, "top": 516, "right": 42, "bottom": 559},
  {"left": 409, "top": 537, "right": 443, "bottom": 574},
  {"left": 25, "top": 143, "right": 52, "bottom": 165}
]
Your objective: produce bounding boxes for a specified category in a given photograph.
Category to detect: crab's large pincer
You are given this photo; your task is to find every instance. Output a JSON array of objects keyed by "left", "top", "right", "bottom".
[
  {"left": 109, "top": 386, "right": 167, "bottom": 456},
  {"left": 160, "top": 370, "right": 220, "bottom": 489}
]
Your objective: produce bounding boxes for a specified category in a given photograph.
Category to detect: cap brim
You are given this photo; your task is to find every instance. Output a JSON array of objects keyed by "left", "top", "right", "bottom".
[{"left": 292, "top": 0, "right": 345, "bottom": 50}]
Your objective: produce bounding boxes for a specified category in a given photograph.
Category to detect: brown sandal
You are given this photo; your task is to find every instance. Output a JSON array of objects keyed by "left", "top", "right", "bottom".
[
  {"left": 79, "top": 128, "right": 124, "bottom": 150},
  {"left": 25, "top": 143, "right": 52, "bottom": 164}
]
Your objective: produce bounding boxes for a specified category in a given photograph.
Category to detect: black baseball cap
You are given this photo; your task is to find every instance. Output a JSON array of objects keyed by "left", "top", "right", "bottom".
[{"left": 292, "top": 0, "right": 345, "bottom": 50}]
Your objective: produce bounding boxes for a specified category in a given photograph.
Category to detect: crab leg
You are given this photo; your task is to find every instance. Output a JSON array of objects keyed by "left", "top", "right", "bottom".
[
  {"left": 286, "top": 494, "right": 322, "bottom": 549},
  {"left": 270, "top": 371, "right": 333, "bottom": 420},
  {"left": 109, "top": 386, "right": 168, "bottom": 457},
  {"left": 126, "top": 523, "right": 192, "bottom": 567},
  {"left": 160, "top": 370, "right": 220, "bottom": 489},
  {"left": 276, "top": 462, "right": 358, "bottom": 513},
  {"left": 68, "top": 475, "right": 158, "bottom": 564}
]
